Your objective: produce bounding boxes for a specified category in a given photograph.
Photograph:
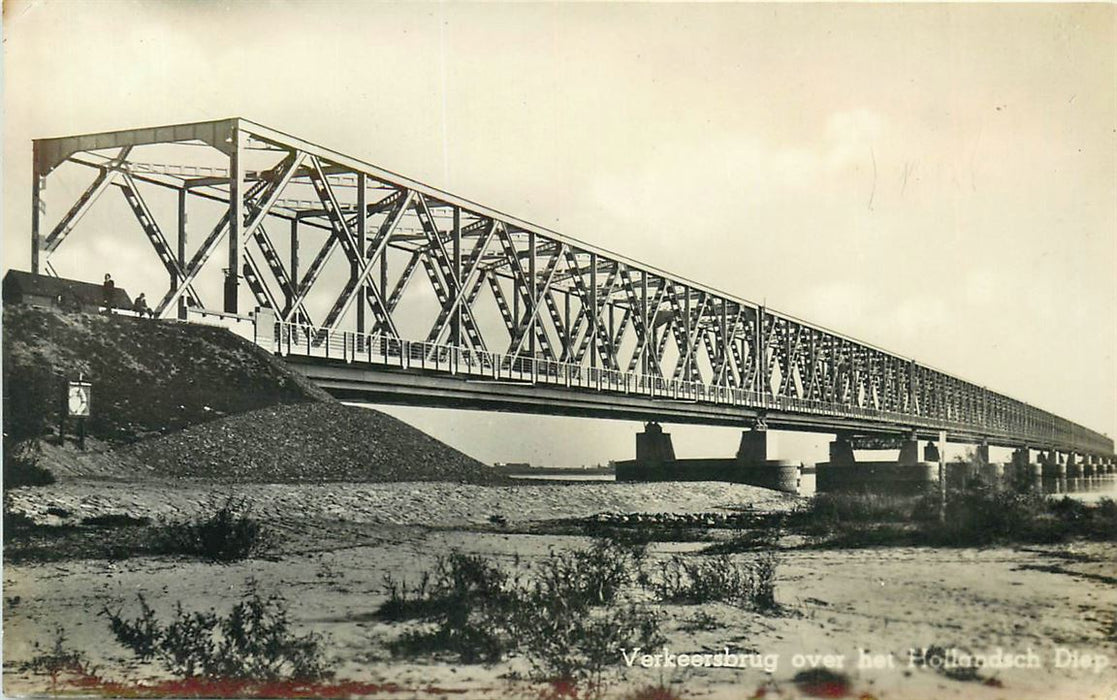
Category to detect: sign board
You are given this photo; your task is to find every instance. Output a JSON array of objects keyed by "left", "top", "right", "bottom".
[{"left": 67, "top": 381, "right": 91, "bottom": 417}]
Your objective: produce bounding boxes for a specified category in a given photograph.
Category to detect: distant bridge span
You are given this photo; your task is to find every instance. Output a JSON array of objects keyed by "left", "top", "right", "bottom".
[{"left": 30, "top": 118, "right": 1113, "bottom": 459}]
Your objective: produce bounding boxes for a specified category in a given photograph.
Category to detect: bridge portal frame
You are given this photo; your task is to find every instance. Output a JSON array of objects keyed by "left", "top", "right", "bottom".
[{"left": 30, "top": 117, "right": 1114, "bottom": 459}]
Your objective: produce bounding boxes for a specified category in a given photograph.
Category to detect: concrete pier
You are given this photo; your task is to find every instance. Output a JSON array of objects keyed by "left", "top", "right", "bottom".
[
  {"left": 816, "top": 432, "right": 941, "bottom": 494},
  {"left": 829, "top": 436, "right": 856, "bottom": 467},
  {"left": 923, "top": 441, "right": 940, "bottom": 463},
  {"left": 975, "top": 441, "right": 990, "bottom": 466},
  {"left": 816, "top": 461, "right": 938, "bottom": 494},
  {"left": 635, "top": 422, "right": 675, "bottom": 467},
  {"left": 898, "top": 437, "right": 920, "bottom": 466},
  {"left": 1042, "top": 451, "right": 1066, "bottom": 478},
  {"left": 616, "top": 424, "right": 799, "bottom": 493}
]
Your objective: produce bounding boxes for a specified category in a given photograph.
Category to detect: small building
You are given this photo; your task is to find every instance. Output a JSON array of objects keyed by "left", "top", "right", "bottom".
[{"left": 2, "top": 270, "right": 133, "bottom": 313}]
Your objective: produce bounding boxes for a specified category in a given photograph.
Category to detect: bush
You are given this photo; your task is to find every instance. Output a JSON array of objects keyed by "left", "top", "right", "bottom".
[
  {"left": 3, "top": 439, "right": 55, "bottom": 487},
  {"left": 652, "top": 551, "right": 779, "bottom": 611},
  {"left": 791, "top": 493, "right": 915, "bottom": 534},
  {"left": 104, "top": 580, "right": 329, "bottom": 681},
  {"left": 20, "top": 626, "right": 97, "bottom": 691},
  {"left": 913, "top": 484, "right": 1048, "bottom": 546},
  {"left": 509, "top": 598, "right": 663, "bottom": 688},
  {"left": 508, "top": 541, "right": 662, "bottom": 685},
  {"left": 382, "top": 552, "right": 513, "bottom": 662},
  {"left": 159, "top": 496, "right": 267, "bottom": 562},
  {"left": 2, "top": 365, "right": 58, "bottom": 444},
  {"left": 378, "top": 543, "right": 665, "bottom": 687},
  {"left": 533, "top": 539, "right": 645, "bottom": 607}
]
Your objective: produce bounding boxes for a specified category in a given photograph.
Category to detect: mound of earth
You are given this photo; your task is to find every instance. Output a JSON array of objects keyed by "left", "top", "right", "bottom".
[
  {"left": 3, "top": 305, "right": 329, "bottom": 445},
  {"left": 122, "top": 402, "right": 507, "bottom": 484}
]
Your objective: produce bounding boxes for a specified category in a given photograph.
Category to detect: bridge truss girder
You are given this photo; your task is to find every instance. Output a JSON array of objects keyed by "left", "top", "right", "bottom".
[{"left": 30, "top": 118, "right": 1113, "bottom": 457}]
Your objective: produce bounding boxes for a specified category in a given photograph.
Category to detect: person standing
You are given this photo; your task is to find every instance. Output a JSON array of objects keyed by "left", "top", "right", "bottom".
[{"left": 102, "top": 274, "right": 115, "bottom": 313}]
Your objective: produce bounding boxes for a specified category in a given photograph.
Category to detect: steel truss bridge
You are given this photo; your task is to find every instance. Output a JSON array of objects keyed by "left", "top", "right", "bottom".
[{"left": 30, "top": 118, "right": 1113, "bottom": 459}]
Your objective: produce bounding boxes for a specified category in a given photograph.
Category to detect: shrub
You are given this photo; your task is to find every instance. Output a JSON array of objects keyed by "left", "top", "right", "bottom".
[
  {"left": 382, "top": 552, "right": 513, "bottom": 662},
  {"left": 159, "top": 496, "right": 267, "bottom": 562},
  {"left": 20, "top": 626, "right": 97, "bottom": 691},
  {"left": 913, "top": 484, "right": 1048, "bottom": 545},
  {"left": 510, "top": 599, "right": 663, "bottom": 688},
  {"left": 379, "top": 543, "right": 665, "bottom": 687},
  {"left": 509, "top": 541, "right": 662, "bottom": 685},
  {"left": 2, "top": 365, "right": 58, "bottom": 444},
  {"left": 3, "top": 439, "right": 55, "bottom": 487},
  {"left": 791, "top": 493, "right": 915, "bottom": 534},
  {"left": 652, "top": 551, "right": 780, "bottom": 611},
  {"left": 533, "top": 539, "right": 644, "bottom": 607},
  {"left": 104, "top": 580, "right": 329, "bottom": 681}
]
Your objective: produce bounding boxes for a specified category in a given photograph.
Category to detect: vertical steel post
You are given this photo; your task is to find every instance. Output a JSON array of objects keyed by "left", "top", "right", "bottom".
[
  {"left": 31, "top": 143, "right": 42, "bottom": 275},
  {"left": 225, "top": 124, "right": 244, "bottom": 313},
  {"left": 608, "top": 304, "right": 615, "bottom": 364},
  {"left": 589, "top": 252, "right": 598, "bottom": 370},
  {"left": 289, "top": 217, "right": 299, "bottom": 314},
  {"left": 356, "top": 173, "right": 367, "bottom": 335},
  {"left": 528, "top": 230, "right": 536, "bottom": 360},
  {"left": 177, "top": 188, "right": 188, "bottom": 319},
  {"left": 755, "top": 305, "right": 765, "bottom": 394},
  {"left": 719, "top": 302, "right": 728, "bottom": 386},
  {"left": 452, "top": 206, "right": 462, "bottom": 347},
  {"left": 563, "top": 287, "right": 571, "bottom": 360},
  {"left": 640, "top": 272, "right": 649, "bottom": 376},
  {"left": 379, "top": 248, "right": 388, "bottom": 334},
  {"left": 684, "top": 288, "right": 692, "bottom": 379}
]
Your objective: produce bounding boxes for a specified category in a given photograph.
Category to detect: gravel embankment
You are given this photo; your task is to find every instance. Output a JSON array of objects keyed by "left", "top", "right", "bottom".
[
  {"left": 7, "top": 480, "right": 800, "bottom": 528},
  {"left": 120, "top": 402, "right": 505, "bottom": 484}
]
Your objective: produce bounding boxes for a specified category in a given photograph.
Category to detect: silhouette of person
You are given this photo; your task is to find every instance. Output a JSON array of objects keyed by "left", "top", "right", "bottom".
[
  {"left": 133, "top": 293, "right": 152, "bottom": 318},
  {"left": 102, "top": 274, "right": 115, "bottom": 313}
]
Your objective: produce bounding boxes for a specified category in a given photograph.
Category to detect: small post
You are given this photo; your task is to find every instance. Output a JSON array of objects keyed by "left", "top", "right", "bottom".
[{"left": 937, "top": 429, "right": 947, "bottom": 523}]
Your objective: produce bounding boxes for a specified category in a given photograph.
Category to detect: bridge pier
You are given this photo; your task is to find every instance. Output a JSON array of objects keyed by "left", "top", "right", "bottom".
[
  {"left": 616, "top": 423, "right": 798, "bottom": 493},
  {"left": 1081, "top": 456, "right": 1096, "bottom": 477},
  {"left": 816, "top": 433, "right": 937, "bottom": 494},
  {"left": 734, "top": 429, "right": 800, "bottom": 492},
  {"left": 1066, "top": 452, "right": 1079, "bottom": 478},
  {"left": 1042, "top": 450, "right": 1066, "bottom": 478},
  {"left": 829, "top": 436, "right": 856, "bottom": 467},
  {"left": 1067, "top": 453, "right": 1084, "bottom": 478},
  {"left": 635, "top": 422, "right": 676, "bottom": 467},
  {"left": 1010, "top": 447, "right": 1041, "bottom": 482},
  {"left": 898, "top": 435, "right": 920, "bottom": 467},
  {"left": 975, "top": 441, "right": 990, "bottom": 467},
  {"left": 923, "top": 440, "right": 940, "bottom": 463}
]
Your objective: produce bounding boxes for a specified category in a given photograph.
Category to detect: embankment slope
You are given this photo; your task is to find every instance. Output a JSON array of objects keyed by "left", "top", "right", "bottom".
[{"left": 3, "top": 306, "right": 502, "bottom": 484}]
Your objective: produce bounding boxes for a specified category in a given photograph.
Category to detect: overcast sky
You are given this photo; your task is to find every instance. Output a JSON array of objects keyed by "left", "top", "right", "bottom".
[{"left": 3, "top": 1, "right": 1114, "bottom": 465}]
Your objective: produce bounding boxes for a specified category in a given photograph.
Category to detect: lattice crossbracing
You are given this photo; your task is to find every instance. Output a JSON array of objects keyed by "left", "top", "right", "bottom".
[{"left": 30, "top": 118, "right": 1113, "bottom": 458}]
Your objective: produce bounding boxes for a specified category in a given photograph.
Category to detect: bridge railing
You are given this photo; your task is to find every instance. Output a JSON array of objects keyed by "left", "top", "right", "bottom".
[{"left": 271, "top": 321, "right": 1012, "bottom": 439}]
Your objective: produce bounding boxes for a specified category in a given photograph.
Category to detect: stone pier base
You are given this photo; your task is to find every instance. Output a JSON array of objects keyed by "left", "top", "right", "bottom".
[
  {"left": 815, "top": 461, "right": 938, "bottom": 495},
  {"left": 616, "top": 425, "right": 799, "bottom": 493}
]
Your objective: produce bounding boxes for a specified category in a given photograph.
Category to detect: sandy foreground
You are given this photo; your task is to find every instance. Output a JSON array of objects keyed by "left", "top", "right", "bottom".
[{"left": 4, "top": 479, "right": 1116, "bottom": 700}]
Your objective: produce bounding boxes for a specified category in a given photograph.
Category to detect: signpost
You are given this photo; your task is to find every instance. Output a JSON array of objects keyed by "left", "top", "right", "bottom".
[{"left": 63, "top": 378, "right": 91, "bottom": 450}]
